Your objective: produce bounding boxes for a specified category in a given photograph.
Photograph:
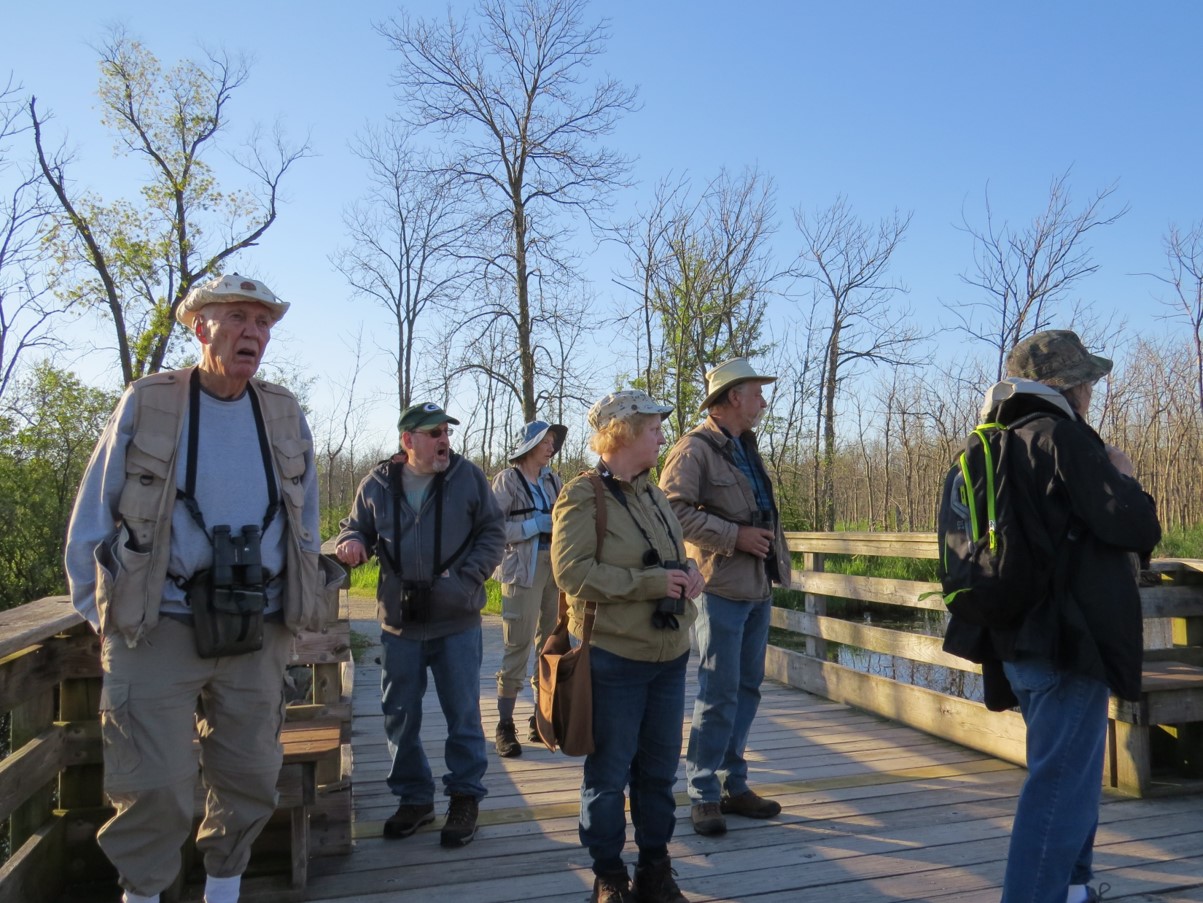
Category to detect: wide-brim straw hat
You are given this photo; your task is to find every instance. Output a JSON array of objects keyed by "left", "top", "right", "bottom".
[
  {"left": 699, "top": 358, "right": 777, "bottom": 412},
  {"left": 508, "top": 420, "right": 567, "bottom": 463}
]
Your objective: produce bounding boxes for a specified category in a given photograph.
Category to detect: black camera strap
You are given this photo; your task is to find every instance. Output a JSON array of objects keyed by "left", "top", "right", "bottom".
[
  {"left": 594, "top": 462, "right": 683, "bottom": 564},
  {"left": 385, "top": 461, "right": 473, "bottom": 580},
  {"left": 177, "top": 368, "right": 280, "bottom": 538}
]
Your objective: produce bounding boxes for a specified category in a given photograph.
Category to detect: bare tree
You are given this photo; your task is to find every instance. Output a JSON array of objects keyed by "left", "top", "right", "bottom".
[
  {"left": 379, "top": 0, "right": 637, "bottom": 420},
  {"left": 335, "top": 124, "right": 468, "bottom": 417},
  {"left": 0, "top": 77, "right": 61, "bottom": 400},
  {"left": 1150, "top": 221, "right": 1203, "bottom": 412},
  {"left": 794, "top": 196, "right": 918, "bottom": 530},
  {"left": 30, "top": 29, "right": 310, "bottom": 384},
  {"left": 950, "top": 169, "right": 1126, "bottom": 378}
]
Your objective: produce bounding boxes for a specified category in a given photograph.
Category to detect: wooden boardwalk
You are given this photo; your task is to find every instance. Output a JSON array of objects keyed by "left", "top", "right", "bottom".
[{"left": 298, "top": 601, "right": 1203, "bottom": 903}]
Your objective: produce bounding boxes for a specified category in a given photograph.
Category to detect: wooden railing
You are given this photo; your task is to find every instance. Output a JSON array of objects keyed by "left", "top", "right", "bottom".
[
  {"left": 772, "top": 531, "right": 1203, "bottom": 798},
  {"left": 0, "top": 557, "right": 349, "bottom": 903}
]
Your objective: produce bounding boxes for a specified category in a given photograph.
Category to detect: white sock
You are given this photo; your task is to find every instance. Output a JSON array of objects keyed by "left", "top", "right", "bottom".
[
  {"left": 204, "top": 873, "right": 242, "bottom": 903},
  {"left": 1067, "top": 886, "right": 1089, "bottom": 903},
  {"left": 123, "top": 894, "right": 159, "bottom": 903}
]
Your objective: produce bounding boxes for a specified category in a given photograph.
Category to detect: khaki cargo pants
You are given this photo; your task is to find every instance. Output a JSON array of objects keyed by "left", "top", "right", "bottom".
[
  {"left": 495, "top": 549, "right": 559, "bottom": 698},
  {"left": 97, "top": 618, "right": 291, "bottom": 897}
]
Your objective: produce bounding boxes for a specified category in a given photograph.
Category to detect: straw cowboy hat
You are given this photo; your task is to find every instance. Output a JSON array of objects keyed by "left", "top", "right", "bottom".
[{"left": 699, "top": 358, "right": 777, "bottom": 413}]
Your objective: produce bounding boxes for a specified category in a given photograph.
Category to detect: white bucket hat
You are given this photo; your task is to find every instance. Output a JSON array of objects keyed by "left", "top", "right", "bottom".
[{"left": 175, "top": 273, "right": 289, "bottom": 327}]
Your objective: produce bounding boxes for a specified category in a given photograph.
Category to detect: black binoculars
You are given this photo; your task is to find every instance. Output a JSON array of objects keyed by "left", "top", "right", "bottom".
[
  {"left": 211, "top": 524, "right": 266, "bottom": 614},
  {"left": 400, "top": 579, "right": 433, "bottom": 623}
]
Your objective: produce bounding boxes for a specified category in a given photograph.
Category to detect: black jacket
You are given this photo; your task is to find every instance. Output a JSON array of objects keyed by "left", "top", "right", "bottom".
[{"left": 943, "top": 386, "right": 1161, "bottom": 707}]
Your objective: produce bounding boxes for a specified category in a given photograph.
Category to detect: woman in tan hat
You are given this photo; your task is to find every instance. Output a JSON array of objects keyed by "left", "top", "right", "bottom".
[
  {"left": 490, "top": 420, "right": 567, "bottom": 757},
  {"left": 552, "top": 390, "right": 704, "bottom": 903}
]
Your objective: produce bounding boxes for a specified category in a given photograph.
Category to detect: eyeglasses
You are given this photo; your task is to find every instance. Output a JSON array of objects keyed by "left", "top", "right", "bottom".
[{"left": 418, "top": 426, "right": 453, "bottom": 439}]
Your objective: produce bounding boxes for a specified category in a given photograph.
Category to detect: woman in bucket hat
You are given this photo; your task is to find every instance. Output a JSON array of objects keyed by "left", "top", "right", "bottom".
[
  {"left": 552, "top": 390, "right": 704, "bottom": 903},
  {"left": 489, "top": 420, "right": 568, "bottom": 757}
]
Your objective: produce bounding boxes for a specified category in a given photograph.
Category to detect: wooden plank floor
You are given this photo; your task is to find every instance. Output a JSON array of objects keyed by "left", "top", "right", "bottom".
[{"left": 300, "top": 601, "right": 1203, "bottom": 902}]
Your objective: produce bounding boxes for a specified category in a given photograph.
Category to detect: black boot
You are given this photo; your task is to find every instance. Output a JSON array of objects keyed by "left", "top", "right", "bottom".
[{"left": 495, "top": 719, "right": 521, "bottom": 757}]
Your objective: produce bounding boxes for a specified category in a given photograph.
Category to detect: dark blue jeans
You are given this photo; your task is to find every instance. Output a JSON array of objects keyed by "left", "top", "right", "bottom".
[
  {"left": 380, "top": 625, "right": 488, "bottom": 803},
  {"left": 579, "top": 646, "right": 689, "bottom": 874},
  {"left": 686, "top": 592, "right": 771, "bottom": 802},
  {"left": 1001, "top": 658, "right": 1109, "bottom": 902}
]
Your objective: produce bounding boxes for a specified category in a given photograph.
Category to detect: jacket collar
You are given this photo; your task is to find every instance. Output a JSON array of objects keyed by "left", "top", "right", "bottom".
[{"left": 981, "top": 377, "right": 1076, "bottom": 421}]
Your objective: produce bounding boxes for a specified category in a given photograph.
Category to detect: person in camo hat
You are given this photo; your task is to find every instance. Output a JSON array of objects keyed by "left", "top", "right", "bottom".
[
  {"left": 553, "top": 389, "right": 703, "bottom": 903},
  {"left": 490, "top": 419, "right": 567, "bottom": 757},
  {"left": 944, "top": 329, "right": 1160, "bottom": 903}
]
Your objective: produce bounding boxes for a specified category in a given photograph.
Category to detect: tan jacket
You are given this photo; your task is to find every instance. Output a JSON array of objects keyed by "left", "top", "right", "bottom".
[
  {"left": 659, "top": 417, "right": 791, "bottom": 602},
  {"left": 551, "top": 469, "right": 696, "bottom": 662},
  {"left": 74, "top": 368, "right": 338, "bottom": 646},
  {"left": 491, "top": 465, "right": 562, "bottom": 587}
]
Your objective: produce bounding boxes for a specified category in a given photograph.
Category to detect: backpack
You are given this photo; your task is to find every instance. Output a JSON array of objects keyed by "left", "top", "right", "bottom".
[{"left": 930, "top": 412, "right": 1050, "bottom": 628}]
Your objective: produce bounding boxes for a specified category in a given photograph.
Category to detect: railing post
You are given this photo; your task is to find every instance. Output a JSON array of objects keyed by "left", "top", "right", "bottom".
[
  {"left": 1171, "top": 569, "right": 1203, "bottom": 777},
  {"left": 8, "top": 658, "right": 55, "bottom": 851},
  {"left": 804, "top": 550, "right": 827, "bottom": 661}
]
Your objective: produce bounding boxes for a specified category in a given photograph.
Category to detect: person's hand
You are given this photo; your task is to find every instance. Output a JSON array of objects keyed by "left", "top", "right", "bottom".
[
  {"left": 682, "top": 564, "right": 705, "bottom": 599},
  {"left": 1106, "top": 444, "right": 1135, "bottom": 478},
  {"left": 535, "top": 513, "right": 554, "bottom": 534},
  {"left": 664, "top": 568, "right": 694, "bottom": 600},
  {"left": 735, "top": 525, "right": 774, "bottom": 559},
  {"left": 335, "top": 539, "right": 369, "bottom": 567}
]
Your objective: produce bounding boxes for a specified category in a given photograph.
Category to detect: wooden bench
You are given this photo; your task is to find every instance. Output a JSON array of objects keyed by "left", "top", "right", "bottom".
[
  {"left": 277, "top": 722, "right": 343, "bottom": 889},
  {"left": 1108, "top": 660, "right": 1203, "bottom": 796},
  {"left": 1105, "top": 559, "right": 1203, "bottom": 796}
]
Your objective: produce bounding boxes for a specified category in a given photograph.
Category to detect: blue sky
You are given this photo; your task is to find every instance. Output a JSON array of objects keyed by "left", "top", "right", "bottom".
[{"left": 7, "top": 0, "right": 1202, "bottom": 448}]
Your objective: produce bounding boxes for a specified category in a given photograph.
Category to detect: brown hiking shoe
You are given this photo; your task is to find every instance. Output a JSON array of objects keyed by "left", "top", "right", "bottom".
[
  {"left": 690, "top": 801, "right": 726, "bottom": 836},
  {"left": 632, "top": 857, "right": 688, "bottom": 902},
  {"left": 440, "top": 793, "right": 479, "bottom": 847},
  {"left": 591, "top": 868, "right": 634, "bottom": 903},
  {"left": 382, "top": 801, "right": 435, "bottom": 839},
  {"left": 495, "top": 719, "right": 522, "bottom": 757},
  {"left": 720, "top": 788, "right": 781, "bottom": 819}
]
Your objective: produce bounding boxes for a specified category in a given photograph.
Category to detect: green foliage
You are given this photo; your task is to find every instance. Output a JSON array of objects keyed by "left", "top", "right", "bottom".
[{"left": 0, "top": 365, "right": 118, "bottom": 610}]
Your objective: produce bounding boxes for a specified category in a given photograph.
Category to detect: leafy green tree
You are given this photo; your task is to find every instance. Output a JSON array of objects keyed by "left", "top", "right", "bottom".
[
  {"left": 29, "top": 28, "right": 309, "bottom": 385},
  {"left": 0, "top": 364, "right": 117, "bottom": 609}
]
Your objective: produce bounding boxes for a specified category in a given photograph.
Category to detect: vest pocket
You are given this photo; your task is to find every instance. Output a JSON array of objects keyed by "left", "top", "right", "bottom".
[{"left": 95, "top": 526, "right": 156, "bottom": 641}]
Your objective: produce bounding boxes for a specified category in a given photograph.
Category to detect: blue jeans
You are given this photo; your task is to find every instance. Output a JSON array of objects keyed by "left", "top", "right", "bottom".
[
  {"left": 580, "top": 646, "right": 688, "bottom": 874},
  {"left": 1001, "top": 658, "right": 1110, "bottom": 903},
  {"left": 381, "top": 626, "right": 488, "bottom": 803},
  {"left": 686, "top": 592, "right": 771, "bottom": 802}
]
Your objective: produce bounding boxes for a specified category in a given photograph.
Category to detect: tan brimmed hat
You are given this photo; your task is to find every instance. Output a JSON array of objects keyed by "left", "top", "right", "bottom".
[
  {"left": 1005, "top": 330, "right": 1112, "bottom": 389},
  {"left": 699, "top": 358, "right": 776, "bottom": 412},
  {"left": 175, "top": 273, "right": 289, "bottom": 327}
]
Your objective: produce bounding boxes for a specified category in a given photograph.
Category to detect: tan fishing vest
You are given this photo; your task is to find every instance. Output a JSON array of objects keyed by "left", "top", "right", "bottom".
[{"left": 98, "top": 367, "right": 330, "bottom": 646}]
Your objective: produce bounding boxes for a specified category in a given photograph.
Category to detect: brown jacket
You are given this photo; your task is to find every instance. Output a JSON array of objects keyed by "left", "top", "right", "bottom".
[{"left": 659, "top": 417, "right": 791, "bottom": 602}]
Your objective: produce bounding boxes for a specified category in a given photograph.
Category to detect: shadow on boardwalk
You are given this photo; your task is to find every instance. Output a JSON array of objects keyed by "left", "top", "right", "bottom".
[{"left": 300, "top": 597, "right": 1203, "bottom": 903}]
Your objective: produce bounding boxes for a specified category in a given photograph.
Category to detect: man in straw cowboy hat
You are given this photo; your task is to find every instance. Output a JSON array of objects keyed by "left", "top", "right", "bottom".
[
  {"left": 659, "top": 358, "right": 792, "bottom": 838},
  {"left": 65, "top": 273, "right": 336, "bottom": 903}
]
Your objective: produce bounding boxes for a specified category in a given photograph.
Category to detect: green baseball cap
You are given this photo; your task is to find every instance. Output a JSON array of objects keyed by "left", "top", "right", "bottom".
[{"left": 398, "top": 402, "right": 460, "bottom": 434}]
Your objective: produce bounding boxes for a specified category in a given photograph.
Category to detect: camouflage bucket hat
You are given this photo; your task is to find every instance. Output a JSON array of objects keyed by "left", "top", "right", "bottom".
[
  {"left": 1005, "top": 330, "right": 1112, "bottom": 389},
  {"left": 587, "top": 390, "right": 673, "bottom": 431}
]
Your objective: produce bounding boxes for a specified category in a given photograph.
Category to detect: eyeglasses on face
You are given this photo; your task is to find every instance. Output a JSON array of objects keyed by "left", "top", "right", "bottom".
[{"left": 418, "top": 426, "right": 453, "bottom": 439}]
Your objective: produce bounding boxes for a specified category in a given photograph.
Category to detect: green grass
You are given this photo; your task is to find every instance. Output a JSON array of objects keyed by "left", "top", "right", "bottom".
[
  {"left": 1156, "top": 524, "right": 1203, "bottom": 559},
  {"left": 345, "top": 559, "right": 502, "bottom": 616}
]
